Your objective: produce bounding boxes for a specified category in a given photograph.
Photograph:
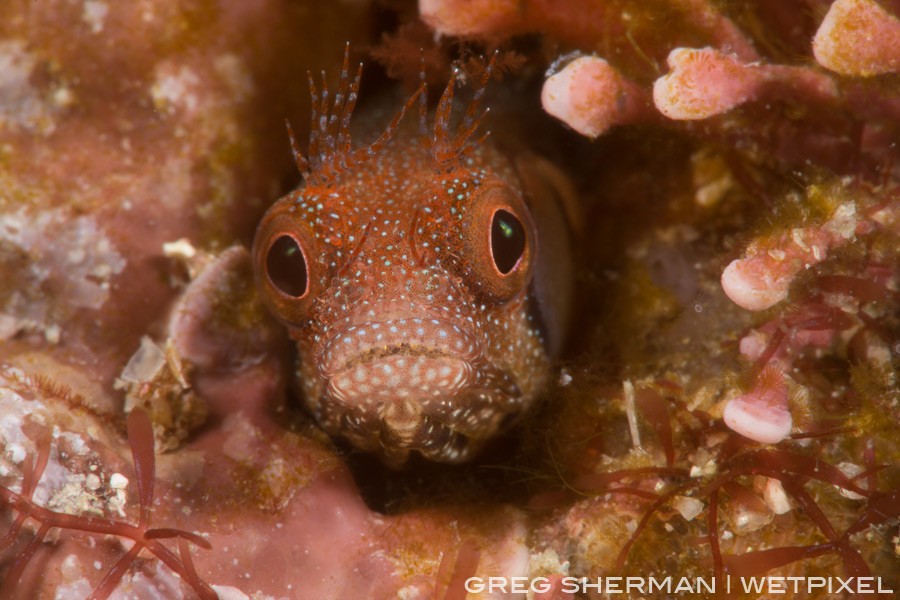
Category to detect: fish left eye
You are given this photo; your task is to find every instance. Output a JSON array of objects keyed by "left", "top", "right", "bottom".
[
  {"left": 266, "top": 235, "right": 309, "bottom": 298},
  {"left": 490, "top": 209, "right": 527, "bottom": 274},
  {"left": 252, "top": 197, "right": 322, "bottom": 326}
]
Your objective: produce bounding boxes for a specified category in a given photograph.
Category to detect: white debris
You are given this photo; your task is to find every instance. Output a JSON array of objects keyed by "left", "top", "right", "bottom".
[
  {"left": 1, "top": 388, "right": 36, "bottom": 474},
  {"left": 53, "top": 578, "right": 93, "bottom": 599},
  {"left": 6, "top": 442, "right": 26, "bottom": 464},
  {"left": 119, "top": 336, "right": 167, "bottom": 385},
  {"left": 0, "top": 312, "right": 20, "bottom": 340},
  {"left": 108, "top": 475, "right": 128, "bottom": 517},
  {"left": 44, "top": 324, "right": 61, "bottom": 344},
  {"left": 109, "top": 472, "right": 128, "bottom": 490},
  {"left": 123, "top": 560, "right": 187, "bottom": 599},
  {"left": 672, "top": 495, "right": 705, "bottom": 521},
  {"left": 837, "top": 462, "right": 867, "bottom": 500},
  {"left": 221, "top": 413, "right": 261, "bottom": 463},
  {"left": 163, "top": 238, "right": 197, "bottom": 261},
  {"left": 0, "top": 40, "right": 53, "bottom": 131},
  {"left": 52, "top": 86, "right": 74, "bottom": 108},
  {"left": 623, "top": 379, "right": 641, "bottom": 448},
  {"left": 82, "top": 1, "right": 109, "bottom": 34},
  {"left": 54, "top": 430, "right": 90, "bottom": 456},
  {"left": 763, "top": 478, "right": 792, "bottom": 514},
  {"left": 0, "top": 209, "right": 126, "bottom": 324},
  {"left": 151, "top": 64, "right": 200, "bottom": 115},
  {"left": 824, "top": 202, "right": 858, "bottom": 239},
  {"left": 59, "top": 554, "right": 84, "bottom": 583},
  {"left": 211, "top": 585, "right": 251, "bottom": 600}
]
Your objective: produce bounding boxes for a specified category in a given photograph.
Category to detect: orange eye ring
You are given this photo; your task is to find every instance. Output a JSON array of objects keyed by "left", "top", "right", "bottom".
[
  {"left": 252, "top": 198, "right": 321, "bottom": 326},
  {"left": 460, "top": 184, "right": 536, "bottom": 299}
]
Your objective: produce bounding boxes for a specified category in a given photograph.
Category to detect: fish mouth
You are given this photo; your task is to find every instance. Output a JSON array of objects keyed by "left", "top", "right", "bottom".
[
  {"left": 327, "top": 353, "right": 474, "bottom": 403},
  {"left": 313, "top": 316, "right": 524, "bottom": 463},
  {"left": 320, "top": 316, "right": 479, "bottom": 377},
  {"left": 315, "top": 348, "right": 523, "bottom": 464}
]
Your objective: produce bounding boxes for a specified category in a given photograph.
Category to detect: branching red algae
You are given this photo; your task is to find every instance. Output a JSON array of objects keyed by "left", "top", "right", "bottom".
[{"left": 0, "top": 410, "right": 215, "bottom": 599}]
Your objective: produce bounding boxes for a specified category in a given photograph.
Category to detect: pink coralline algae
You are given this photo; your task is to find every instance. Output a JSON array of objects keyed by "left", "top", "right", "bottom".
[{"left": 3, "top": 0, "right": 900, "bottom": 599}]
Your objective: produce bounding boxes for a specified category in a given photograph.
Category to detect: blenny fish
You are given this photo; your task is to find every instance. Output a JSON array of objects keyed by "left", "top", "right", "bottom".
[{"left": 252, "top": 49, "right": 574, "bottom": 465}]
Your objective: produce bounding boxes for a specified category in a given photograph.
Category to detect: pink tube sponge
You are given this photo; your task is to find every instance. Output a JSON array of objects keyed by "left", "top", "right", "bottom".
[
  {"left": 721, "top": 202, "right": 860, "bottom": 311},
  {"left": 653, "top": 47, "right": 839, "bottom": 121},
  {"left": 653, "top": 48, "right": 760, "bottom": 120},
  {"left": 723, "top": 367, "right": 792, "bottom": 444},
  {"left": 419, "top": 0, "right": 520, "bottom": 37},
  {"left": 813, "top": 0, "right": 900, "bottom": 76},
  {"left": 541, "top": 56, "right": 649, "bottom": 138}
]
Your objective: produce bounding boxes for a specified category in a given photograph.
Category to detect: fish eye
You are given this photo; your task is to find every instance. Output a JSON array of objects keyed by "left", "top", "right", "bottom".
[
  {"left": 266, "top": 235, "right": 309, "bottom": 298},
  {"left": 490, "top": 209, "right": 526, "bottom": 275},
  {"left": 456, "top": 183, "right": 536, "bottom": 299},
  {"left": 252, "top": 197, "right": 322, "bottom": 326}
]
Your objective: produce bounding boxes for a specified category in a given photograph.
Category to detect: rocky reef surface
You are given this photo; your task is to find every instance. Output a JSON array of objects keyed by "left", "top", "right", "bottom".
[{"left": 1, "top": 0, "right": 898, "bottom": 598}]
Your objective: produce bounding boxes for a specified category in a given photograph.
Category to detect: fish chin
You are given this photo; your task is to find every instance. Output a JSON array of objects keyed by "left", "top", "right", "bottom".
[{"left": 314, "top": 353, "right": 524, "bottom": 464}]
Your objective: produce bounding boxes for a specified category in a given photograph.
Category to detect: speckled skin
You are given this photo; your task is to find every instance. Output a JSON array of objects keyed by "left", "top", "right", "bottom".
[{"left": 253, "top": 62, "right": 569, "bottom": 464}]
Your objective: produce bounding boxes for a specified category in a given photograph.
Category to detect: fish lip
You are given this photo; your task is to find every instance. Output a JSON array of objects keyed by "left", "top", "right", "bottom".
[
  {"left": 319, "top": 315, "right": 480, "bottom": 377},
  {"left": 325, "top": 353, "right": 475, "bottom": 404},
  {"left": 314, "top": 361, "right": 524, "bottom": 464}
]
